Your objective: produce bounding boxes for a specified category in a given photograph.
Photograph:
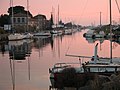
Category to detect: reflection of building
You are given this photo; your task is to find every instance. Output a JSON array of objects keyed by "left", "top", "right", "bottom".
[
  {"left": 33, "top": 36, "right": 52, "bottom": 49},
  {"left": 0, "top": 42, "right": 8, "bottom": 55},
  {"left": 9, "top": 40, "right": 32, "bottom": 60}
]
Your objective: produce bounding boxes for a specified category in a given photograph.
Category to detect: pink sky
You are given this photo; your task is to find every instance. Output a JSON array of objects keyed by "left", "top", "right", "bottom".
[{"left": 0, "top": 0, "right": 120, "bottom": 25}]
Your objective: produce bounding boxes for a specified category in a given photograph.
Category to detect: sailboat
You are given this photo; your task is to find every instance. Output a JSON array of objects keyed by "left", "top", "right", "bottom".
[
  {"left": 49, "top": 42, "right": 120, "bottom": 88},
  {"left": 8, "top": 0, "right": 24, "bottom": 41},
  {"left": 49, "top": 0, "right": 120, "bottom": 88}
]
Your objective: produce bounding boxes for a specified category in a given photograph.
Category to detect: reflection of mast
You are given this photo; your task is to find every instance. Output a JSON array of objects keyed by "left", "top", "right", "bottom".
[
  {"left": 27, "top": 56, "right": 31, "bottom": 80},
  {"left": 38, "top": 38, "right": 40, "bottom": 57},
  {"left": 57, "top": 5, "right": 61, "bottom": 58},
  {"left": 13, "top": 58, "right": 15, "bottom": 90},
  {"left": 109, "top": 0, "right": 112, "bottom": 63},
  {"left": 9, "top": 47, "right": 16, "bottom": 90},
  {"left": 9, "top": 58, "right": 15, "bottom": 90},
  {"left": 50, "top": 35, "right": 56, "bottom": 57},
  {"left": 57, "top": 36, "right": 61, "bottom": 59},
  {"left": 11, "top": 42, "right": 16, "bottom": 90}
]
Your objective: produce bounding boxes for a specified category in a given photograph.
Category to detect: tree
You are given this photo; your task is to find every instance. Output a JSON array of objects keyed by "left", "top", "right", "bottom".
[
  {"left": 7, "top": 6, "right": 32, "bottom": 17},
  {"left": 49, "top": 13, "right": 54, "bottom": 29},
  {"left": 50, "top": 13, "right": 54, "bottom": 25},
  {"left": 8, "top": 6, "right": 25, "bottom": 15},
  {"left": 0, "top": 14, "right": 9, "bottom": 27},
  {"left": 64, "top": 22, "right": 72, "bottom": 28}
]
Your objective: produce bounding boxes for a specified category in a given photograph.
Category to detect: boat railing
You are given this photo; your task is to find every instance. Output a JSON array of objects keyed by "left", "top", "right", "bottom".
[
  {"left": 49, "top": 62, "right": 81, "bottom": 73},
  {"left": 84, "top": 64, "right": 120, "bottom": 73}
]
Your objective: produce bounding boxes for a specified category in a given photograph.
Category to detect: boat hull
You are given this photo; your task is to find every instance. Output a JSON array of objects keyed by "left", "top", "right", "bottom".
[{"left": 8, "top": 33, "right": 23, "bottom": 41}]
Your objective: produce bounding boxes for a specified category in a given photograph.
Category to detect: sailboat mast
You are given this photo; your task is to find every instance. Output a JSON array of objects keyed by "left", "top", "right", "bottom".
[
  {"left": 58, "top": 5, "right": 59, "bottom": 25},
  {"left": 100, "top": 12, "right": 102, "bottom": 29},
  {"left": 109, "top": 0, "right": 112, "bottom": 63},
  {"left": 26, "top": 0, "right": 29, "bottom": 32},
  {"left": 10, "top": 0, "right": 14, "bottom": 32}
]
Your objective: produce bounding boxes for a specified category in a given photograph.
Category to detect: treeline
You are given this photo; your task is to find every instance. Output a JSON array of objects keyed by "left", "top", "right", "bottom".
[{"left": 0, "top": 14, "right": 9, "bottom": 27}]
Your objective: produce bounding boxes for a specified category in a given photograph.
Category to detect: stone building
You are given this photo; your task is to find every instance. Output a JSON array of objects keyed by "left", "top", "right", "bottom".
[
  {"left": 33, "top": 14, "right": 46, "bottom": 32},
  {"left": 11, "top": 12, "right": 32, "bottom": 33}
]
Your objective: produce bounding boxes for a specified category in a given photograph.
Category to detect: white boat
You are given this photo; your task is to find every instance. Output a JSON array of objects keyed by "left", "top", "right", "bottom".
[
  {"left": 8, "top": 33, "right": 24, "bottom": 41},
  {"left": 34, "top": 32, "right": 51, "bottom": 37}
]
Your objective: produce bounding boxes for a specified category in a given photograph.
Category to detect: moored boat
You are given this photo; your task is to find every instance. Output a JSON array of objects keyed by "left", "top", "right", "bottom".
[
  {"left": 8, "top": 33, "right": 24, "bottom": 41},
  {"left": 33, "top": 32, "right": 51, "bottom": 37},
  {"left": 49, "top": 43, "right": 120, "bottom": 88}
]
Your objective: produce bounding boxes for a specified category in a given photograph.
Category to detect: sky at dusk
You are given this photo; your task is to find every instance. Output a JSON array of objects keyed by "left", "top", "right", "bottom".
[{"left": 0, "top": 0, "right": 120, "bottom": 25}]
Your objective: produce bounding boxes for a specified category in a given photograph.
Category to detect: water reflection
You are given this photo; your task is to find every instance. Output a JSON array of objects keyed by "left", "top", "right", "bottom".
[
  {"left": 85, "top": 36, "right": 120, "bottom": 51},
  {"left": 7, "top": 40, "right": 33, "bottom": 90},
  {"left": 33, "top": 36, "right": 53, "bottom": 50},
  {"left": 0, "top": 41, "right": 8, "bottom": 55},
  {"left": 8, "top": 40, "right": 32, "bottom": 60},
  {"left": 0, "top": 30, "right": 120, "bottom": 90},
  {"left": 9, "top": 53, "right": 31, "bottom": 90},
  {"left": 85, "top": 37, "right": 105, "bottom": 44}
]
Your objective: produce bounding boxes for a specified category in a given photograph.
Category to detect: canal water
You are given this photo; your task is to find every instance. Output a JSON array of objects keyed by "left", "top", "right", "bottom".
[{"left": 0, "top": 29, "right": 120, "bottom": 90}]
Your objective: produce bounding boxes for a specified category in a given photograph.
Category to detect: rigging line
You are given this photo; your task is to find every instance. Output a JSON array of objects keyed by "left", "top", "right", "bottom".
[
  {"left": 80, "top": 0, "right": 89, "bottom": 19},
  {"left": 115, "top": 0, "right": 120, "bottom": 14}
]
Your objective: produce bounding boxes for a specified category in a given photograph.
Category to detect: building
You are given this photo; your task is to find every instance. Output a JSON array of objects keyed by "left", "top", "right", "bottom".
[
  {"left": 33, "top": 14, "right": 46, "bottom": 31},
  {"left": 10, "top": 12, "right": 32, "bottom": 33}
]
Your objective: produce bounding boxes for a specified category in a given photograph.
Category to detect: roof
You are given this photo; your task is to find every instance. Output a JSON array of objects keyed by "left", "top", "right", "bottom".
[
  {"left": 13, "top": 13, "right": 27, "bottom": 17},
  {"left": 11, "top": 12, "right": 32, "bottom": 17},
  {"left": 33, "top": 14, "right": 46, "bottom": 19}
]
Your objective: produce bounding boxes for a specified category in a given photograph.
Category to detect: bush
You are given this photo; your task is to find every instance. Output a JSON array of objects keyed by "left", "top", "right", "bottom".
[{"left": 0, "top": 28, "right": 5, "bottom": 34}]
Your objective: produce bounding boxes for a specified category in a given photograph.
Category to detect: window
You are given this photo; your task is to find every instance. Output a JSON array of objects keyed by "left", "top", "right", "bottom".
[
  {"left": 17, "top": 18, "right": 20, "bottom": 23},
  {"left": 13, "top": 18, "right": 16, "bottom": 23},
  {"left": 22, "top": 18, "right": 25, "bottom": 23}
]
